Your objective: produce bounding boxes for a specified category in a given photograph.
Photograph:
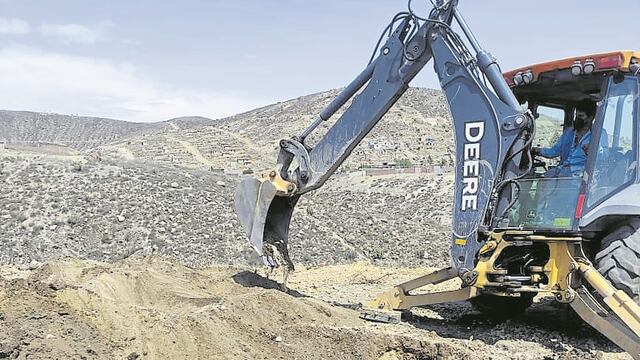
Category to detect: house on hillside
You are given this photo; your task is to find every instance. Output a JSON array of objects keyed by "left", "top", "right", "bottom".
[
  {"left": 424, "top": 137, "right": 436, "bottom": 148},
  {"left": 236, "top": 157, "right": 252, "bottom": 165}
]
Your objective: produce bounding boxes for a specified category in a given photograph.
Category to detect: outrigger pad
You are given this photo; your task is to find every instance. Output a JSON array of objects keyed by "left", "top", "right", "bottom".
[{"left": 360, "top": 309, "right": 401, "bottom": 324}]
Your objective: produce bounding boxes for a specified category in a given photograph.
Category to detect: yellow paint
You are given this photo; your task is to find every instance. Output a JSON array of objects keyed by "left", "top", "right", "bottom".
[
  {"left": 553, "top": 218, "right": 571, "bottom": 227},
  {"left": 257, "top": 169, "right": 296, "bottom": 195}
]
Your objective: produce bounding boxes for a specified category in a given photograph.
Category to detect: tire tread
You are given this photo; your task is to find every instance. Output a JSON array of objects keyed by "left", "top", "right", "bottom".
[{"left": 596, "top": 220, "right": 640, "bottom": 304}]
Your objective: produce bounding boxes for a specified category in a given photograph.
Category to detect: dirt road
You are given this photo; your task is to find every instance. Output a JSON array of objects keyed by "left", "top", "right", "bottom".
[{"left": 0, "top": 258, "right": 631, "bottom": 359}]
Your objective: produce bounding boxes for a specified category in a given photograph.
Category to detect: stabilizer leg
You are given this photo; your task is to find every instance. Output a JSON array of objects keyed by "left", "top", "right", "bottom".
[
  {"left": 360, "top": 267, "right": 478, "bottom": 323},
  {"left": 571, "top": 262, "right": 640, "bottom": 359}
]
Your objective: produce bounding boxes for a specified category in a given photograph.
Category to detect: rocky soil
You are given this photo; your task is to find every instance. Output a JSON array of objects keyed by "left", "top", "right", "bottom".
[
  {"left": 0, "top": 151, "right": 452, "bottom": 269},
  {"left": 0, "top": 149, "right": 631, "bottom": 359}
]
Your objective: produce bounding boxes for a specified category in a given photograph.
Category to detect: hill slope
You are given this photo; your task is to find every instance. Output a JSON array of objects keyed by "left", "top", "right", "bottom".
[
  {"left": 97, "top": 88, "right": 455, "bottom": 173},
  {"left": 0, "top": 111, "right": 215, "bottom": 151}
]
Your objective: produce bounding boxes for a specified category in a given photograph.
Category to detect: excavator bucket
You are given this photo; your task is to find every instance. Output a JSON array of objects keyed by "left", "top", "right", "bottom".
[
  {"left": 234, "top": 171, "right": 298, "bottom": 269},
  {"left": 234, "top": 178, "right": 277, "bottom": 255}
]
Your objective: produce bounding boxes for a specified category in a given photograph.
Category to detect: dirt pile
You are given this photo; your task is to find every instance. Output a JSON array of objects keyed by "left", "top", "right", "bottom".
[{"left": 0, "top": 259, "right": 627, "bottom": 360}]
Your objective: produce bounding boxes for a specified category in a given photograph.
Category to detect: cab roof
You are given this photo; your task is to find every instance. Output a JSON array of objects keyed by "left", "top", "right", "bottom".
[
  {"left": 503, "top": 50, "right": 640, "bottom": 86},
  {"left": 502, "top": 50, "right": 640, "bottom": 106}
]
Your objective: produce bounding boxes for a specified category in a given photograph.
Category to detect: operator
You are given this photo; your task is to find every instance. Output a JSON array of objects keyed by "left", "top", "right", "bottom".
[{"left": 532, "top": 101, "right": 596, "bottom": 177}]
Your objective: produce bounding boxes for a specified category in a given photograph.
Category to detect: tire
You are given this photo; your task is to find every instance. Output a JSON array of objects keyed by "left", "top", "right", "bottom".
[
  {"left": 594, "top": 218, "right": 640, "bottom": 304},
  {"left": 470, "top": 294, "right": 534, "bottom": 318}
]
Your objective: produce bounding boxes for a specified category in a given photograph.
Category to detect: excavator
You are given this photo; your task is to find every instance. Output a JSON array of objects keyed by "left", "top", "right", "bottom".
[{"left": 234, "top": 0, "right": 640, "bottom": 357}]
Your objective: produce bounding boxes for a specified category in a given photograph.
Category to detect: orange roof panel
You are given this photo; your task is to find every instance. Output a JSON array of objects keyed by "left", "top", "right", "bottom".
[{"left": 503, "top": 50, "right": 640, "bottom": 86}]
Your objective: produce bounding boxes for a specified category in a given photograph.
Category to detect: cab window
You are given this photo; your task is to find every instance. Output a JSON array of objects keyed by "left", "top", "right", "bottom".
[
  {"left": 587, "top": 76, "right": 638, "bottom": 207},
  {"left": 535, "top": 106, "right": 565, "bottom": 148},
  {"left": 534, "top": 105, "right": 565, "bottom": 167}
]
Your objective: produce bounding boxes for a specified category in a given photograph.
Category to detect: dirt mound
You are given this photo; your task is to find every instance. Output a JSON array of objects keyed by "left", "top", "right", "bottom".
[
  {"left": 0, "top": 259, "right": 467, "bottom": 359},
  {"left": 0, "top": 259, "right": 628, "bottom": 360}
]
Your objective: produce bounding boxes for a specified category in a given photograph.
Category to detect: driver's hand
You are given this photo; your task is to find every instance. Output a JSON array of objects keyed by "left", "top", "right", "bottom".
[{"left": 531, "top": 146, "right": 541, "bottom": 156}]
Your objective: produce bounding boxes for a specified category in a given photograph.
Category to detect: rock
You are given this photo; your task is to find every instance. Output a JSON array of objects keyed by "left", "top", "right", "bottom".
[
  {"left": 274, "top": 336, "right": 283, "bottom": 342},
  {"left": 170, "top": 182, "right": 179, "bottom": 188},
  {"left": 117, "top": 215, "right": 126, "bottom": 222},
  {"left": 216, "top": 180, "right": 226, "bottom": 187},
  {"left": 48, "top": 279, "right": 67, "bottom": 290}
]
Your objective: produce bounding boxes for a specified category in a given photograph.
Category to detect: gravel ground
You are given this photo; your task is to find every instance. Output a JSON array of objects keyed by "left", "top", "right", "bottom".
[{"left": 0, "top": 259, "right": 631, "bottom": 360}]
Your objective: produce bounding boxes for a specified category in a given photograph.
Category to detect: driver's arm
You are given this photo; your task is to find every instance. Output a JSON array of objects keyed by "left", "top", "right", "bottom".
[{"left": 537, "top": 129, "right": 572, "bottom": 159}]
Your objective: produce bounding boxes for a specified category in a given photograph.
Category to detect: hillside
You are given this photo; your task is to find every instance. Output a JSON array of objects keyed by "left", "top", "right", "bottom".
[
  {"left": 0, "top": 150, "right": 452, "bottom": 268},
  {"left": 96, "top": 88, "right": 455, "bottom": 174},
  {"left": 0, "top": 111, "right": 214, "bottom": 151}
]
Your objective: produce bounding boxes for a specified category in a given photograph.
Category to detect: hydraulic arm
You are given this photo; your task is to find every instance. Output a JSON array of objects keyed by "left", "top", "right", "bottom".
[
  {"left": 234, "top": 0, "right": 533, "bottom": 275},
  {"left": 233, "top": 1, "right": 640, "bottom": 357}
]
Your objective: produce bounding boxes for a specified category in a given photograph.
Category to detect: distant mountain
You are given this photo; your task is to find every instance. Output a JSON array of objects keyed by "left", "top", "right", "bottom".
[
  {"left": 0, "top": 111, "right": 217, "bottom": 151},
  {"left": 0, "top": 110, "right": 164, "bottom": 150},
  {"left": 1, "top": 87, "right": 454, "bottom": 173}
]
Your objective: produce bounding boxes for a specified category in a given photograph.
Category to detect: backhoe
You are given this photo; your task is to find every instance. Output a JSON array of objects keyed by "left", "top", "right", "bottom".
[{"left": 234, "top": 1, "right": 640, "bottom": 357}]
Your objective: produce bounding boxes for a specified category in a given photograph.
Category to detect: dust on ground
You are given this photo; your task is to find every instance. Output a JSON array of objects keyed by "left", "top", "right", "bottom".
[{"left": 0, "top": 258, "right": 630, "bottom": 360}]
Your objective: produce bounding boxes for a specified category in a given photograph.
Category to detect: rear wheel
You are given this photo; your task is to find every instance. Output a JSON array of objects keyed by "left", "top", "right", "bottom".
[
  {"left": 594, "top": 219, "right": 640, "bottom": 304},
  {"left": 470, "top": 294, "right": 534, "bottom": 318}
]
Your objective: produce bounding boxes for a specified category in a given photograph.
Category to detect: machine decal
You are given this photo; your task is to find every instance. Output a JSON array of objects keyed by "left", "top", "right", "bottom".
[{"left": 461, "top": 121, "right": 485, "bottom": 211}]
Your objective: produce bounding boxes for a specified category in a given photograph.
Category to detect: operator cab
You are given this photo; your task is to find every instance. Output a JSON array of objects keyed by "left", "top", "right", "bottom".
[{"left": 500, "top": 51, "right": 640, "bottom": 232}]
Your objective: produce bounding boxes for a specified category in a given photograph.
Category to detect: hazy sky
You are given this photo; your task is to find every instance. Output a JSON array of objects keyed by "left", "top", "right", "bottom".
[{"left": 0, "top": 0, "right": 637, "bottom": 122}]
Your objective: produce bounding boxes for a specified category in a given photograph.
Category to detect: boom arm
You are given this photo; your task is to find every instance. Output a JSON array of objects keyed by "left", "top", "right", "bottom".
[{"left": 234, "top": 0, "right": 533, "bottom": 277}]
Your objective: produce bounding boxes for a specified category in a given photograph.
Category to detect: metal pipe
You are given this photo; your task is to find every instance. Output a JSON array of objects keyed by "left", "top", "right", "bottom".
[
  {"left": 300, "top": 57, "right": 379, "bottom": 140},
  {"left": 453, "top": 9, "right": 521, "bottom": 112},
  {"left": 452, "top": 9, "right": 482, "bottom": 54},
  {"left": 300, "top": 116, "right": 323, "bottom": 140},
  {"left": 503, "top": 275, "right": 532, "bottom": 282}
]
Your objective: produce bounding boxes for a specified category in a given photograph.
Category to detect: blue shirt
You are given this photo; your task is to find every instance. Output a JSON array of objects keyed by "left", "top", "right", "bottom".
[{"left": 540, "top": 128, "right": 591, "bottom": 173}]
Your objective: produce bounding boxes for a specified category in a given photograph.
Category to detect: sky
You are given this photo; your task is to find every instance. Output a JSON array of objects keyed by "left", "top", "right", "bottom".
[{"left": 0, "top": 0, "right": 637, "bottom": 123}]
